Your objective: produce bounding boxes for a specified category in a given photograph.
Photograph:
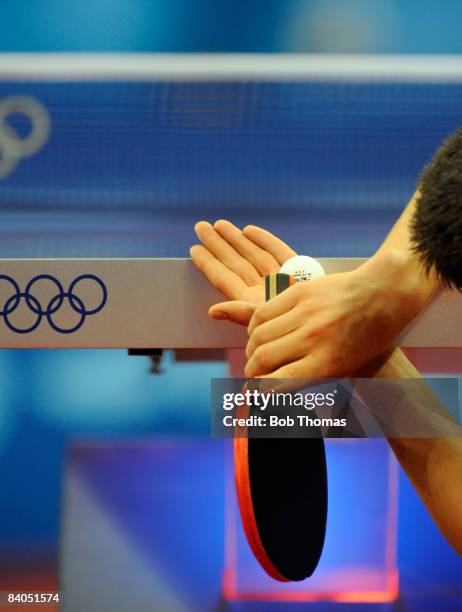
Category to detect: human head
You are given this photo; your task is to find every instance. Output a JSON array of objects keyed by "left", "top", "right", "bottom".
[{"left": 411, "top": 126, "right": 462, "bottom": 290}]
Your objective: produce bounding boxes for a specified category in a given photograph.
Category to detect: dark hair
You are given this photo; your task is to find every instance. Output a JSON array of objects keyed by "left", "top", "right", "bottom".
[{"left": 411, "top": 126, "right": 462, "bottom": 290}]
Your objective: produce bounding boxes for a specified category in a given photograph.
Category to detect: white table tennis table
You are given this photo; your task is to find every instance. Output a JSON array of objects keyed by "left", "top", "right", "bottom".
[{"left": 0, "top": 258, "right": 460, "bottom": 349}]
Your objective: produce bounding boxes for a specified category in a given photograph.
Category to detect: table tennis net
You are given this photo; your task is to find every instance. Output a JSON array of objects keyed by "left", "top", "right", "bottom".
[{"left": 1, "top": 57, "right": 462, "bottom": 216}]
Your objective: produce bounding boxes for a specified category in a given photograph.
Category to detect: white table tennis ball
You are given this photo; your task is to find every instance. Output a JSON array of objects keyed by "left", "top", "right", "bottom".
[{"left": 280, "top": 255, "right": 325, "bottom": 282}]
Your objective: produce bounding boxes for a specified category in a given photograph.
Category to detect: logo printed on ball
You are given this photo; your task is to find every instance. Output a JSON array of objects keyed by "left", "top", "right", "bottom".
[{"left": 0, "top": 274, "right": 107, "bottom": 334}]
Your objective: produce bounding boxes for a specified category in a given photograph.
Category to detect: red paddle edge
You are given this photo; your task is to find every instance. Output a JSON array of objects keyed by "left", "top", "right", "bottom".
[{"left": 233, "top": 398, "right": 289, "bottom": 582}]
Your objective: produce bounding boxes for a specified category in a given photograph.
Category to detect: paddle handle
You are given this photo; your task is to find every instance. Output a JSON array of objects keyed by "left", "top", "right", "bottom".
[{"left": 265, "top": 272, "right": 294, "bottom": 301}]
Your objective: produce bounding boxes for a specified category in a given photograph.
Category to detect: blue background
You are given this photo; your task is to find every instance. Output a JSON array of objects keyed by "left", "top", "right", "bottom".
[
  {"left": 0, "top": 0, "right": 462, "bottom": 54},
  {"left": 0, "top": 0, "right": 461, "bottom": 607}
]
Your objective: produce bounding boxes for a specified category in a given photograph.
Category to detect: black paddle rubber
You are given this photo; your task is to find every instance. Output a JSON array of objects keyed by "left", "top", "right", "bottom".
[{"left": 234, "top": 272, "right": 328, "bottom": 581}]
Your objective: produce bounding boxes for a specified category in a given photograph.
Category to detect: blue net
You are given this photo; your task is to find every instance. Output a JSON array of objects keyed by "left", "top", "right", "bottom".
[{"left": 0, "top": 78, "right": 461, "bottom": 257}]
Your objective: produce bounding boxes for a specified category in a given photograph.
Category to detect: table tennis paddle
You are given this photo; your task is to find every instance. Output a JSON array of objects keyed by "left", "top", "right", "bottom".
[{"left": 234, "top": 272, "right": 328, "bottom": 581}]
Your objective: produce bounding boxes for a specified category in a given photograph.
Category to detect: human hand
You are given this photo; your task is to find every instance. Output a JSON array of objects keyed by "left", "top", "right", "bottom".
[
  {"left": 190, "top": 220, "right": 296, "bottom": 326},
  {"left": 245, "top": 252, "right": 438, "bottom": 379}
]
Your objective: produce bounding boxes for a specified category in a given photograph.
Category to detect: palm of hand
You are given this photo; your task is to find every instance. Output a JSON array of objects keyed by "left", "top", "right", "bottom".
[{"left": 190, "top": 220, "right": 296, "bottom": 325}]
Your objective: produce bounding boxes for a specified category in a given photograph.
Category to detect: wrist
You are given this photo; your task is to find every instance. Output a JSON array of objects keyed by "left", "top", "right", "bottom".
[{"left": 360, "top": 246, "right": 439, "bottom": 311}]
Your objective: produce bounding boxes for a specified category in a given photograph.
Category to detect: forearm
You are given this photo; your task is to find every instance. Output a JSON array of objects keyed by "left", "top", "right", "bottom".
[
  {"left": 389, "top": 435, "right": 462, "bottom": 557},
  {"left": 360, "top": 191, "right": 439, "bottom": 314},
  {"left": 358, "top": 349, "right": 462, "bottom": 556}
]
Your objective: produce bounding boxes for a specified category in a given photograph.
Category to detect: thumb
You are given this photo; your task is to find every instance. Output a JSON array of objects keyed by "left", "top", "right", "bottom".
[{"left": 209, "top": 301, "right": 256, "bottom": 326}]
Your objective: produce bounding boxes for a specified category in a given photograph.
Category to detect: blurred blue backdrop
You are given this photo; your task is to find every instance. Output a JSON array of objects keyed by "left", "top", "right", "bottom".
[
  {"left": 0, "top": 350, "right": 227, "bottom": 547},
  {"left": 0, "top": 0, "right": 461, "bottom": 53},
  {"left": 0, "top": 0, "right": 462, "bottom": 605}
]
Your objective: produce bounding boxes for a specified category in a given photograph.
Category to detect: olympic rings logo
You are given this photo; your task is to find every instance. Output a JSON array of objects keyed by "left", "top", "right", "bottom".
[
  {"left": 0, "top": 96, "right": 50, "bottom": 180},
  {"left": 0, "top": 274, "right": 107, "bottom": 334}
]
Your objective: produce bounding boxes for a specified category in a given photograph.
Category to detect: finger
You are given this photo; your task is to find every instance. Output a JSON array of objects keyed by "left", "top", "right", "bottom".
[
  {"left": 190, "top": 244, "right": 247, "bottom": 300},
  {"left": 194, "top": 221, "right": 260, "bottom": 285},
  {"left": 243, "top": 225, "right": 297, "bottom": 265},
  {"left": 255, "top": 376, "right": 309, "bottom": 396},
  {"left": 244, "top": 328, "right": 308, "bottom": 378},
  {"left": 214, "top": 219, "right": 280, "bottom": 275},
  {"left": 209, "top": 301, "right": 256, "bottom": 327},
  {"left": 247, "top": 284, "right": 301, "bottom": 335},
  {"left": 257, "top": 354, "right": 330, "bottom": 380},
  {"left": 246, "top": 308, "right": 300, "bottom": 358}
]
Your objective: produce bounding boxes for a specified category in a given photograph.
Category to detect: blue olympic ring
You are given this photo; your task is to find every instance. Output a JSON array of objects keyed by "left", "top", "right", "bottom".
[{"left": 0, "top": 274, "right": 107, "bottom": 334}]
